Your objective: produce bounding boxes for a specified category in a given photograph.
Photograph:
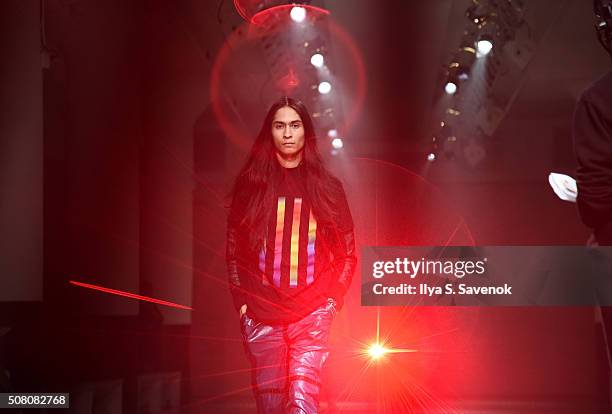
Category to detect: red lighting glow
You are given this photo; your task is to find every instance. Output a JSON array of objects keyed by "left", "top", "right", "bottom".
[
  {"left": 250, "top": 4, "right": 330, "bottom": 26},
  {"left": 276, "top": 67, "right": 300, "bottom": 92},
  {"left": 69, "top": 280, "right": 193, "bottom": 310},
  {"left": 210, "top": 10, "right": 366, "bottom": 152}
]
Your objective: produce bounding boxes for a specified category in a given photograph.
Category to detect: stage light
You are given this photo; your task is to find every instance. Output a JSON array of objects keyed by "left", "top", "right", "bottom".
[
  {"left": 449, "top": 60, "right": 470, "bottom": 81},
  {"left": 331, "top": 137, "right": 343, "bottom": 149},
  {"left": 446, "top": 108, "right": 461, "bottom": 116},
  {"left": 290, "top": 6, "right": 307, "bottom": 23},
  {"left": 310, "top": 53, "right": 324, "bottom": 68},
  {"left": 367, "top": 343, "right": 389, "bottom": 360},
  {"left": 444, "top": 81, "right": 457, "bottom": 95},
  {"left": 327, "top": 129, "right": 338, "bottom": 138},
  {"left": 476, "top": 39, "right": 493, "bottom": 56},
  {"left": 318, "top": 81, "right": 332, "bottom": 94},
  {"left": 466, "top": 2, "right": 491, "bottom": 27},
  {"left": 427, "top": 153, "right": 436, "bottom": 162}
]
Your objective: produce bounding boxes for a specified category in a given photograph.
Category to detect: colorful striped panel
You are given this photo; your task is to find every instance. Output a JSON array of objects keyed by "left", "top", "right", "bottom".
[
  {"left": 272, "top": 197, "right": 286, "bottom": 287},
  {"left": 289, "top": 198, "right": 302, "bottom": 287},
  {"left": 258, "top": 242, "right": 269, "bottom": 285},
  {"left": 306, "top": 210, "right": 317, "bottom": 285}
]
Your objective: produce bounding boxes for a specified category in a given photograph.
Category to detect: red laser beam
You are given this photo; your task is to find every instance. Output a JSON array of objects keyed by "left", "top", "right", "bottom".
[{"left": 69, "top": 280, "right": 193, "bottom": 310}]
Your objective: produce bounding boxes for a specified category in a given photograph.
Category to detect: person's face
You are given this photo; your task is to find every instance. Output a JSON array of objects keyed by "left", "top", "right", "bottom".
[{"left": 271, "top": 106, "right": 305, "bottom": 159}]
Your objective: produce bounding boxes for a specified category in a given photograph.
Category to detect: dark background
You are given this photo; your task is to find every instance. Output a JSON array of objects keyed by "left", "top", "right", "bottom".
[{"left": 0, "top": 0, "right": 610, "bottom": 412}]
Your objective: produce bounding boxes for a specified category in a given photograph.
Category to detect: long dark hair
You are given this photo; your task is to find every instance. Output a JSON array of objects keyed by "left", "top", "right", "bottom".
[{"left": 230, "top": 96, "right": 340, "bottom": 249}]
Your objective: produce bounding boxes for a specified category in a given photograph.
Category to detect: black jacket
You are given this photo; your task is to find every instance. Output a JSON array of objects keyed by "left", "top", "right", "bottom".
[
  {"left": 226, "top": 165, "right": 357, "bottom": 324},
  {"left": 574, "top": 71, "right": 612, "bottom": 244}
]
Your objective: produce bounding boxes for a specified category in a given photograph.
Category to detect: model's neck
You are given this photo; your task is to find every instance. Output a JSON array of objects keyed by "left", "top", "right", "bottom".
[{"left": 276, "top": 152, "right": 303, "bottom": 169}]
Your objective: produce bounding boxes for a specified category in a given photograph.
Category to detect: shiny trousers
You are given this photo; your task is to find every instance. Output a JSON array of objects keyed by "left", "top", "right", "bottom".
[{"left": 241, "top": 300, "right": 336, "bottom": 414}]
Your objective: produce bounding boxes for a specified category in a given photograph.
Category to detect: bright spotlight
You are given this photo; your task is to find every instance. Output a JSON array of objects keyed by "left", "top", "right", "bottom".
[
  {"left": 427, "top": 153, "right": 436, "bottom": 162},
  {"left": 290, "top": 6, "right": 307, "bottom": 23},
  {"left": 327, "top": 129, "right": 338, "bottom": 138},
  {"left": 368, "top": 343, "right": 389, "bottom": 360},
  {"left": 318, "top": 81, "right": 332, "bottom": 94},
  {"left": 331, "top": 138, "right": 343, "bottom": 149},
  {"left": 310, "top": 53, "right": 324, "bottom": 68},
  {"left": 444, "top": 82, "right": 457, "bottom": 95},
  {"left": 476, "top": 39, "right": 493, "bottom": 56}
]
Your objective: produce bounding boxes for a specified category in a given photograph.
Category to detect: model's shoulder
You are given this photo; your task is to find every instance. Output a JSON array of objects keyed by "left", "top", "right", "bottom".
[
  {"left": 580, "top": 70, "right": 612, "bottom": 102},
  {"left": 325, "top": 173, "right": 344, "bottom": 192}
]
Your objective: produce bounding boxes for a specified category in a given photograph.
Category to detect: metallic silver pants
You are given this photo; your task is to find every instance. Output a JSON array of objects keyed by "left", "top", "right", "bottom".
[{"left": 241, "top": 300, "right": 336, "bottom": 414}]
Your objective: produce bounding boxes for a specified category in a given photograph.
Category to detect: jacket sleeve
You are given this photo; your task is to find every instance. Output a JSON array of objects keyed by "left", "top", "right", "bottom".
[
  {"left": 327, "top": 180, "right": 357, "bottom": 307},
  {"left": 226, "top": 185, "right": 249, "bottom": 312},
  {"left": 574, "top": 90, "right": 612, "bottom": 232}
]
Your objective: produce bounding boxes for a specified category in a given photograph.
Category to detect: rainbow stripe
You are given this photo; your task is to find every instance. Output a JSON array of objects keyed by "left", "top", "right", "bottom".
[
  {"left": 266, "top": 196, "right": 318, "bottom": 288},
  {"left": 272, "top": 197, "right": 286, "bottom": 287},
  {"left": 306, "top": 210, "right": 317, "bottom": 285},
  {"left": 289, "top": 198, "right": 303, "bottom": 287},
  {"left": 258, "top": 243, "right": 269, "bottom": 285}
]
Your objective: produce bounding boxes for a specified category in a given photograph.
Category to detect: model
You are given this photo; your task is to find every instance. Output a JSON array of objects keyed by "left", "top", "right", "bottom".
[{"left": 226, "top": 96, "right": 357, "bottom": 414}]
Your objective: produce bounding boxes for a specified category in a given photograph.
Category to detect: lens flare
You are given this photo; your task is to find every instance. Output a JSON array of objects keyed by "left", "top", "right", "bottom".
[{"left": 367, "top": 342, "right": 389, "bottom": 360}]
